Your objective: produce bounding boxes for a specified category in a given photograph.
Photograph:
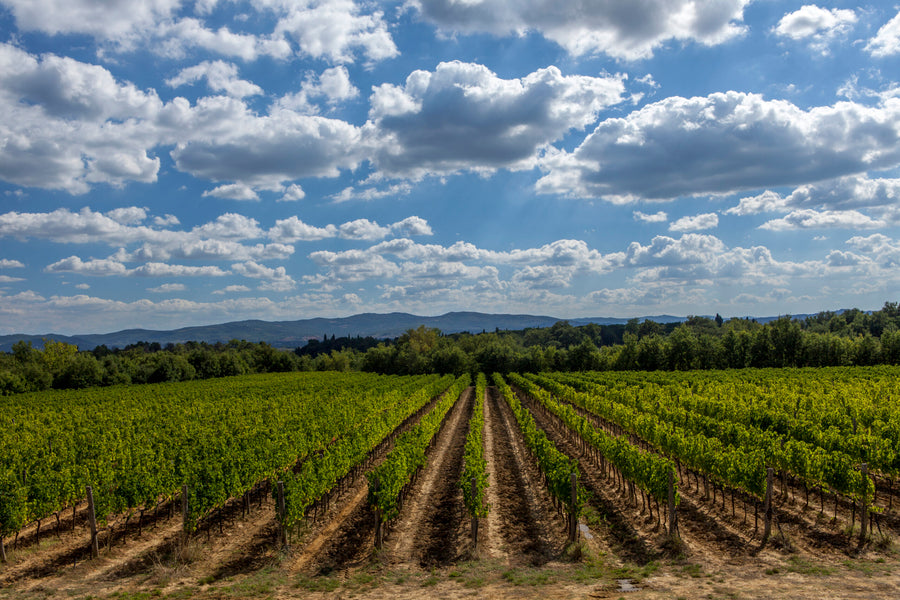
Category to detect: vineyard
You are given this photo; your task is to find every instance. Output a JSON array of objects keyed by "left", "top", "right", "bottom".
[{"left": 2, "top": 368, "right": 900, "bottom": 599}]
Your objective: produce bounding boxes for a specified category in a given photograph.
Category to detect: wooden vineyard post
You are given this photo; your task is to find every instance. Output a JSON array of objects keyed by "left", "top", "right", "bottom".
[
  {"left": 568, "top": 472, "right": 579, "bottom": 544},
  {"left": 668, "top": 466, "right": 677, "bottom": 539},
  {"left": 859, "top": 463, "right": 869, "bottom": 548},
  {"left": 760, "top": 468, "right": 774, "bottom": 549},
  {"left": 86, "top": 485, "right": 99, "bottom": 559},
  {"left": 375, "top": 513, "right": 384, "bottom": 550},
  {"left": 470, "top": 477, "right": 479, "bottom": 549},
  {"left": 181, "top": 484, "right": 189, "bottom": 545},
  {"left": 1, "top": 532, "right": 6, "bottom": 563},
  {"left": 276, "top": 480, "right": 288, "bottom": 551},
  {"left": 372, "top": 476, "right": 384, "bottom": 550}
]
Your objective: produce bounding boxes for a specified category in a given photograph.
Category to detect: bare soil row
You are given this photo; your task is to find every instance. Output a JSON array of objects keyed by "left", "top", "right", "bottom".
[
  {"left": 3, "top": 381, "right": 897, "bottom": 599},
  {"left": 512, "top": 382, "right": 898, "bottom": 562}
]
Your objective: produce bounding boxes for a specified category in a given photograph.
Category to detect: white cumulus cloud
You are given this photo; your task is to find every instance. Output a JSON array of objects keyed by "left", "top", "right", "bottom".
[
  {"left": 202, "top": 183, "right": 261, "bottom": 201},
  {"left": 212, "top": 284, "right": 251, "bottom": 294},
  {"left": 409, "top": 0, "right": 751, "bottom": 60},
  {"left": 633, "top": 210, "right": 668, "bottom": 223},
  {"left": 867, "top": 10, "right": 900, "bottom": 57},
  {"left": 669, "top": 213, "right": 718, "bottom": 232},
  {"left": 0, "top": 0, "right": 180, "bottom": 41},
  {"left": 45, "top": 256, "right": 129, "bottom": 276},
  {"left": 166, "top": 61, "right": 263, "bottom": 98},
  {"left": 280, "top": 184, "right": 306, "bottom": 202},
  {"left": 273, "top": 0, "right": 398, "bottom": 64},
  {"left": 760, "top": 209, "right": 885, "bottom": 231},
  {"left": 148, "top": 283, "right": 187, "bottom": 293},
  {"left": 537, "top": 91, "right": 900, "bottom": 201},
  {"left": 369, "top": 61, "right": 626, "bottom": 178},
  {"left": 277, "top": 66, "right": 359, "bottom": 113},
  {"left": 774, "top": 5, "right": 857, "bottom": 52}
]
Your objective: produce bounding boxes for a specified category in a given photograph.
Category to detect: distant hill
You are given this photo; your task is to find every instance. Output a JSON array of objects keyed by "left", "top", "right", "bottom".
[
  {"left": 0, "top": 311, "right": 693, "bottom": 352},
  {"left": 4, "top": 309, "right": 848, "bottom": 353}
]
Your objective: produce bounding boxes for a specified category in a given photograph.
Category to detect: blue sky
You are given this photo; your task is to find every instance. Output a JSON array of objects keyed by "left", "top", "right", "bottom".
[{"left": 1, "top": 1, "right": 900, "bottom": 335}]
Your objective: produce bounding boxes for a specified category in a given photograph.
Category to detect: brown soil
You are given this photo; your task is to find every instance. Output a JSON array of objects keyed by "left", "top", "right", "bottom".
[
  {"left": 288, "top": 385, "right": 460, "bottom": 573},
  {"left": 517, "top": 385, "right": 666, "bottom": 565},
  {"left": 482, "top": 386, "right": 568, "bottom": 564},
  {"left": 2, "top": 383, "right": 899, "bottom": 600},
  {"left": 386, "top": 385, "right": 472, "bottom": 565},
  {"left": 546, "top": 381, "right": 888, "bottom": 559},
  {"left": 480, "top": 383, "right": 507, "bottom": 560}
]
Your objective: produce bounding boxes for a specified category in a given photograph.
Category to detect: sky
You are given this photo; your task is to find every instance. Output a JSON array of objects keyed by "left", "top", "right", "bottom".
[{"left": 1, "top": 1, "right": 900, "bottom": 335}]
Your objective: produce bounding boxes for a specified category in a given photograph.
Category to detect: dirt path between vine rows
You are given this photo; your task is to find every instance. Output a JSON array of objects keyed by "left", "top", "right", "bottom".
[
  {"left": 481, "top": 386, "right": 567, "bottom": 565},
  {"left": 546, "top": 381, "right": 869, "bottom": 561},
  {"left": 386, "top": 386, "right": 472, "bottom": 565},
  {"left": 290, "top": 387, "right": 455, "bottom": 574},
  {"left": 480, "top": 384, "right": 506, "bottom": 561}
]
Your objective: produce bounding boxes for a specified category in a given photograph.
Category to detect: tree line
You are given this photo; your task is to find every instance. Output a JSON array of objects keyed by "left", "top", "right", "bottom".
[{"left": 3, "top": 302, "right": 900, "bottom": 395}]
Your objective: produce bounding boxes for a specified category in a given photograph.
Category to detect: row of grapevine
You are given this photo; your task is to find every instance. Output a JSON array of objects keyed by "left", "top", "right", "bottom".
[
  {"left": 460, "top": 373, "right": 488, "bottom": 520},
  {"left": 367, "top": 374, "right": 471, "bottom": 528},
  {"left": 491, "top": 373, "right": 582, "bottom": 532},
  {"left": 280, "top": 374, "right": 458, "bottom": 531},
  {"left": 577, "top": 368, "right": 900, "bottom": 475},
  {"left": 509, "top": 373, "right": 676, "bottom": 505},
  {"left": 531, "top": 373, "right": 768, "bottom": 499},
  {"left": 551, "top": 372, "right": 874, "bottom": 503},
  {"left": 0, "top": 372, "right": 442, "bottom": 540}
]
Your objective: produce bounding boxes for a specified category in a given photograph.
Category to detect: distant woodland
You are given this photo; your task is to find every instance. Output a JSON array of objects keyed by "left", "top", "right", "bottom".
[{"left": 3, "top": 303, "right": 900, "bottom": 395}]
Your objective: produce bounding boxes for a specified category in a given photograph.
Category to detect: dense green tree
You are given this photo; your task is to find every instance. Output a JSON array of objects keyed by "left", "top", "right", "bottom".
[
  {"left": 100, "top": 354, "right": 132, "bottom": 386},
  {"left": 315, "top": 349, "right": 353, "bottom": 372},
  {"left": 881, "top": 329, "right": 900, "bottom": 365},
  {"left": 143, "top": 353, "right": 196, "bottom": 384},
  {"left": 473, "top": 341, "right": 518, "bottom": 374},
  {"left": 853, "top": 334, "right": 881, "bottom": 366},
  {"left": 0, "top": 370, "right": 27, "bottom": 395},
  {"left": 361, "top": 344, "right": 397, "bottom": 373},
  {"left": 638, "top": 319, "right": 664, "bottom": 338},
  {"left": 684, "top": 316, "right": 720, "bottom": 337},
  {"left": 11, "top": 340, "right": 40, "bottom": 364},
  {"left": 430, "top": 345, "right": 475, "bottom": 376},
  {"left": 548, "top": 320, "right": 583, "bottom": 347},
  {"left": 749, "top": 327, "right": 774, "bottom": 368},
  {"left": 666, "top": 325, "right": 698, "bottom": 370},
  {"left": 614, "top": 333, "right": 639, "bottom": 371},
  {"left": 636, "top": 335, "right": 666, "bottom": 371},
  {"left": 567, "top": 339, "right": 601, "bottom": 371},
  {"left": 694, "top": 334, "right": 723, "bottom": 370},
  {"left": 5, "top": 302, "right": 900, "bottom": 395},
  {"left": 721, "top": 328, "right": 750, "bottom": 368},
  {"left": 400, "top": 325, "right": 439, "bottom": 353},
  {"left": 769, "top": 316, "right": 803, "bottom": 367},
  {"left": 54, "top": 354, "right": 104, "bottom": 389}
]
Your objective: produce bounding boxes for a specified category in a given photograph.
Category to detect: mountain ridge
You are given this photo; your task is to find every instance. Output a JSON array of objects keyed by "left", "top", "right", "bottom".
[{"left": 0, "top": 310, "right": 831, "bottom": 352}]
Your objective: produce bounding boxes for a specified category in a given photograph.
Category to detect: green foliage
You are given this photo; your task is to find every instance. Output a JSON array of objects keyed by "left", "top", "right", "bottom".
[
  {"left": 0, "top": 340, "right": 307, "bottom": 395},
  {"left": 1, "top": 365, "right": 890, "bottom": 543},
  {"left": 6, "top": 303, "right": 900, "bottom": 396},
  {"left": 492, "top": 373, "right": 583, "bottom": 516},
  {"left": 280, "top": 374, "right": 452, "bottom": 528},
  {"left": 544, "top": 369, "right": 882, "bottom": 503},
  {"left": 0, "top": 369, "right": 28, "bottom": 395},
  {"left": 367, "top": 374, "right": 470, "bottom": 522},
  {"left": 54, "top": 354, "right": 104, "bottom": 389},
  {"left": 0, "top": 372, "right": 442, "bottom": 535},
  {"left": 0, "top": 468, "right": 28, "bottom": 536},
  {"left": 511, "top": 373, "right": 675, "bottom": 503},
  {"left": 460, "top": 373, "right": 489, "bottom": 518}
]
